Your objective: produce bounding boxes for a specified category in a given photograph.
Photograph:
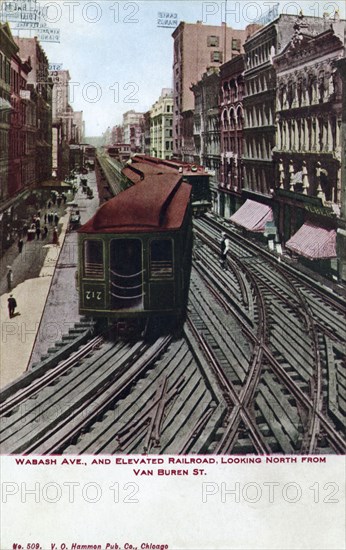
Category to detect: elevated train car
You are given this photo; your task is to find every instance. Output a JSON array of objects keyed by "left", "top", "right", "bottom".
[
  {"left": 78, "top": 173, "right": 192, "bottom": 334},
  {"left": 122, "top": 155, "right": 211, "bottom": 216}
]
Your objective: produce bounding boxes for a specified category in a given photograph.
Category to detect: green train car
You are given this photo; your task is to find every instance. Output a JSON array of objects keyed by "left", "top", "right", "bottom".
[{"left": 78, "top": 173, "right": 192, "bottom": 334}]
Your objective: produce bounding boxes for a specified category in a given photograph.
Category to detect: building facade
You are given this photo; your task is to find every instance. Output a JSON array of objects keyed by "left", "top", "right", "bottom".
[
  {"left": 141, "top": 111, "right": 151, "bottom": 156},
  {"left": 150, "top": 88, "right": 173, "bottom": 159},
  {"left": 8, "top": 43, "right": 33, "bottom": 197},
  {"left": 111, "top": 124, "right": 124, "bottom": 144},
  {"left": 271, "top": 13, "right": 345, "bottom": 273},
  {"left": 336, "top": 56, "right": 346, "bottom": 280},
  {"left": 0, "top": 23, "right": 15, "bottom": 203},
  {"left": 15, "top": 37, "right": 52, "bottom": 184},
  {"left": 218, "top": 54, "right": 245, "bottom": 218},
  {"left": 72, "top": 111, "right": 84, "bottom": 144},
  {"left": 172, "top": 21, "right": 247, "bottom": 161},
  {"left": 122, "top": 110, "right": 144, "bottom": 149},
  {"left": 191, "top": 69, "right": 220, "bottom": 211}
]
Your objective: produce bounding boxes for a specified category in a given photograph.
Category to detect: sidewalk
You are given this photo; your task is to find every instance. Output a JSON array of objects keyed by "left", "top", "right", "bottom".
[
  {"left": 28, "top": 172, "right": 99, "bottom": 368},
  {"left": 0, "top": 210, "right": 70, "bottom": 388}
]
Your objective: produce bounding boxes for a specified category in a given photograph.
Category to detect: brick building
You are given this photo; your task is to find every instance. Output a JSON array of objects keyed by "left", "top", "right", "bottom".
[
  {"left": 15, "top": 37, "right": 53, "bottom": 184},
  {"left": 218, "top": 54, "right": 245, "bottom": 218},
  {"left": 8, "top": 41, "right": 34, "bottom": 197},
  {"left": 172, "top": 21, "right": 247, "bottom": 161},
  {"left": 191, "top": 68, "right": 220, "bottom": 211}
]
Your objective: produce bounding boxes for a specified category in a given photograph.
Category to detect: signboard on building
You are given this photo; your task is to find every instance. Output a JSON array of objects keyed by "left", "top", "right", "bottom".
[
  {"left": 37, "top": 27, "right": 60, "bottom": 43},
  {"left": 49, "top": 63, "right": 63, "bottom": 71},
  {"left": 0, "top": 0, "right": 42, "bottom": 24},
  {"left": 157, "top": 12, "right": 178, "bottom": 28}
]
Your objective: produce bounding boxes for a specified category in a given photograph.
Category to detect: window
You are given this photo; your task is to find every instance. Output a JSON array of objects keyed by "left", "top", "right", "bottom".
[
  {"left": 84, "top": 240, "right": 104, "bottom": 278},
  {"left": 211, "top": 51, "right": 223, "bottom": 63},
  {"left": 232, "top": 38, "right": 241, "bottom": 51},
  {"left": 150, "top": 239, "right": 173, "bottom": 278},
  {"left": 208, "top": 35, "right": 219, "bottom": 47}
]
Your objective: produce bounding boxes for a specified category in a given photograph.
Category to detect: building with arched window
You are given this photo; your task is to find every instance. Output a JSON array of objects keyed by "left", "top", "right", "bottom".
[
  {"left": 191, "top": 68, "right": 220, "bottom": 212},
  {"left": 218, "top": 54, "right": 245, "bottom": 218},
  {"left": 272, "top": 12, "right": 345, "bottom": 275}
]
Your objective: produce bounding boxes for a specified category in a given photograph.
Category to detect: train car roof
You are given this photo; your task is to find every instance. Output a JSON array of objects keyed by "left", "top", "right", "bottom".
[
  {"left": 79, "top": 173, "right": 191, "bottom": 234},
  {"left": 122, "top": 155, "right": 208, "bottom": 184},
  {"left": 122, "top": 162, "right": 175, "bottom": 184}
]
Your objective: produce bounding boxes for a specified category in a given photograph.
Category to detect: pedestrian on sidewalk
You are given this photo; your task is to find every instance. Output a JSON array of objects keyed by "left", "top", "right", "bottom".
[
  {"left": 52, "top": 226, "right": 59, "bottom": 245},
  {"left": 48, "top": 200, "right": 51, "bottom": 209},
  {"left": 18, "top": 238, "right": 24, "bottom": 254},
  {"left": 44, "top": 213, "right": 47, "bottom": 224},
  {"left": 43, "top": 225, "right": 48, "bottom": 239},
  {"left": 54, "top": 212, "right": 59, "bottom": 225},
  {"left": 49, "top": 211, "right": 53, "bottom": 224},
  {"left": 8, "top": 295, "right": 17, "bottom": 318},
  {"left": 35, "top": 217, "right": 40, "bottom": 229},
  {"left": 36, "top": 226, "right": 41, "bottom": 240},
  {"left": 7, "top": 268, "right": 13, "bottom": 291},
  {"left": 22, "top": 222, "right": 28, "bottom": 237}
]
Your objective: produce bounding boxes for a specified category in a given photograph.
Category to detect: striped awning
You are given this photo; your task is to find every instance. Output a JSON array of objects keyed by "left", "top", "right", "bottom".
[
  {"left": 286, "top": 222, "right": 336, "bottom": 260},
  {"left": 230, "top": 199, "right": 273, "bottom": 232}
]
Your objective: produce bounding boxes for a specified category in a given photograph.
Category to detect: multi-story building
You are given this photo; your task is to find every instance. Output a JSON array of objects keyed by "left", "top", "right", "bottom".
[
  {"left": 15, "top": 37, "right": 52, "bottom": 183},
  {"left": 172, "top": 21, "right": 247, "bottom": 161},
  {"left": 271, "top": 13, "right": 345, "bottom": 274},
  {"left": 111, "top": 124, "right": 124, "bottom": 144},
  {"left": 122, "top": 110, "right": 144, "bottom": 149},
  {"left": 191, "top": 69, "right": 220, "bottom": 210},
  {"left": 218, "top": 54, "right": 245, "bottom": 218},
  {"left": 8, "top": 40, "right": 33, "bottom": 197},
  {"left": 51, "top": 70, "right": 74, "bottom": 178},
  {"left": 0, "top": 23, "right": 37, "bottom": 251},
  {"left": 242, "top": 14, "right": 336, "bottom": 195},
  {"left": 141, "top": 111, "right": 151, "bottom": 156},
  {"left": 150, "top": 88, "right": 173, "bottom": 159},
  {"left": 336, "top": 55, "right": 346, "bottom": 280},
  {"left": 72, "top": 111, "right": 84, "bottom": 144},
  {"left": 0, "top": 22, "right": 15, "bottom": 204}
]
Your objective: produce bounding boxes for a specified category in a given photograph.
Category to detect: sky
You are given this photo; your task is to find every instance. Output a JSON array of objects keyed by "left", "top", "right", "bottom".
[{"left": 3, "top": 0, "right": 346, "bottom": 136}]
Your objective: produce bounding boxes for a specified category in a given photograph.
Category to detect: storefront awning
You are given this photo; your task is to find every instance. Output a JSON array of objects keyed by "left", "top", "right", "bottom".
[
  {"left": 230, "top": 199, "right": 273, "bottom": 232},
  {"left": 39, "top": 179, "right": 72, "bottom": 189},
  {"left": 286, "top": 222, "right": 336, "bottom": 260}
]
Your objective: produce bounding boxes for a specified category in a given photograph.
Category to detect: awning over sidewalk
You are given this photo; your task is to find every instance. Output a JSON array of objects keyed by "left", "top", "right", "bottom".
[
  {"left": 230, "top": 199, "right": 273, "bottom": 232},
  {"left": 286, "top": 222, "right": 336, "bottom": 260},
  {"left": 39, "top": 179, "right": 72, "bottom": 189}
]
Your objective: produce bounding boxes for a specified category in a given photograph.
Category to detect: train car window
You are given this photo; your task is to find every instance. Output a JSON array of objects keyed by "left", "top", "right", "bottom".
[
  {"left": 150, "top": 239, "right": 173, "bottom": 279},
  {"left": 84, "top": 240, "right": 104, "bottom": 279}
]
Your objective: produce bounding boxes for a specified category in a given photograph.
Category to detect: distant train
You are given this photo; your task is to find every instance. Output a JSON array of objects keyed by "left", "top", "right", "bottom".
[{"left": 78, "top": 172, "right": 193, "bottom": 335}]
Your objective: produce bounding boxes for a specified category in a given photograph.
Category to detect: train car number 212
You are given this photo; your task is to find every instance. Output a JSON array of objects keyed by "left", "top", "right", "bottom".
[{"left": 83, "top": 284, "right": 105, "bottom": 308}]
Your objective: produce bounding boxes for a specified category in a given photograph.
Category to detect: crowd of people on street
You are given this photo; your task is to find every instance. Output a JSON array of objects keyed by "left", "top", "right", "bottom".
[{"left": 18, "top": 191, "right": 68, "bottom": 247}]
